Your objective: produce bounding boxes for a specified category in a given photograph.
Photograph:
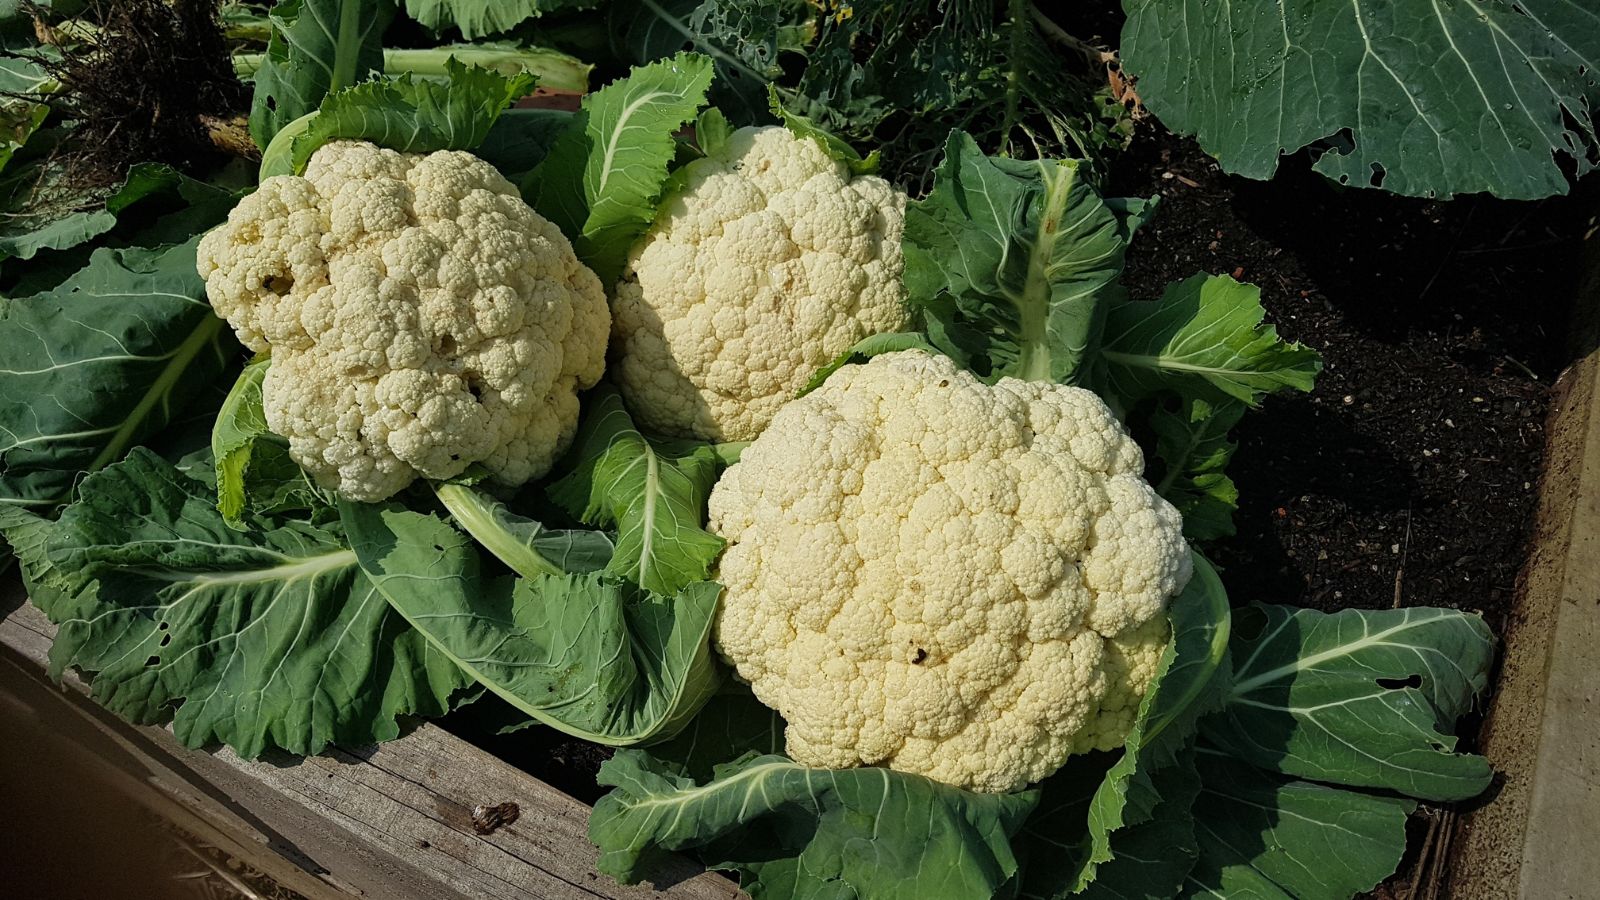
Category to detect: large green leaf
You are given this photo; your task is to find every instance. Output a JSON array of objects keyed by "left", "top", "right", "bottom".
[
  {"left": 1076, "top": 748, "right": 1205, "bottom": 900},
  {"left": 249, "top": 0, "right": 391, "bottom": 150},
  {"left": 0, "top": 238, "right": 236, "bottom": 509},
  {"left": 341, "top": 500, "right": 722, "bottom": 746},
  {"left": 1098, "top": 274, "right": 1322, "bottom": 408},
  {"left": 260, "top": 58, "right": 538, "bottom": 178},
  {"left": 1202, "top": 604, "right": 1496, "bottom": 802},
  {"left": 432, "top": 480, "right": 614, "bottom": 577},
  {"left": 526, "top": 52, "right": 714, "bottom": 283},
  {"left": 402, "top": 0, "right": 596, "bottom": 40},
  {"left": 1122, "top": 0, "right": 1600, "bottom": 200},
  {"left": 211, "top": 357, "right": 325, "bottom": 530},
  {"left": 0, "top": 161, "right": 239, "bottom": 263},
  {"left": 904, "top": 131, "right": 1150, "bottom": 385},
  {"left": 1149, "top": 398, "right": 1247, "bottom": 541},
  {"left": 31, "top": 449, "right": 470, "bottom": 758},
  {"left": 1180, "top": 751, "right": 1413, "bottom": 900},
  {"left": 547, "top": 387, "right": 724, "bottom": 597},
  {"left": 590, "top": 751, "right": 1039, "bottom": 900},
  {"left": 1015, "top": 552, "right": 1231, "bottom": 898}
]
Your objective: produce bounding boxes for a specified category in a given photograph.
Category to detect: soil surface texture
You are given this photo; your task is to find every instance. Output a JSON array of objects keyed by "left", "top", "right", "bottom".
[{"left": 1108, "top": 131, "right": 1592, "bottom": 629}]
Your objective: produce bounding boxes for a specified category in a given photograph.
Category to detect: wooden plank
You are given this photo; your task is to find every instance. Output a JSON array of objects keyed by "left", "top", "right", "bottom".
[
  {"left": 0, "top": 576, "right": 743, "bottom": 900},
  {"left": 0, "top": 634, "right": 351, "bottom": 900},
  {"left": 1445, "top": 231, "right": 1600, "bottom": 897}
]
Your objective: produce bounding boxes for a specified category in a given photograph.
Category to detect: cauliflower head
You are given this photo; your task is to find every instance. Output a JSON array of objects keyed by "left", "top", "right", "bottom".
[
  {"left": 196, "top": 140, "right": 610, "bottom": 502},
  {"left": 612, "top": 125, "right": 910, "bottom": 441},
  {"left": 708, "top": 351, "right": 1192, "bottom": 793}
]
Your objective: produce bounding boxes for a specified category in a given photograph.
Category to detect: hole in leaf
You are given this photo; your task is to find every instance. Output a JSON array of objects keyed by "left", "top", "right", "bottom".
[
  {"left": 145, "top": 656, "right": 160, "bottom": 667},
  {"left": 158, "top": 622, "right": 169, "bottom": 631},
  {"left": 1369, "top": 162, "right": 1386, "bottom": 188},
  {"left": 159, "top": 634, "right": 171, "bottom": 647},
  {"left": 1377, "top": 673, "right": 1423, "bottom": 690}
]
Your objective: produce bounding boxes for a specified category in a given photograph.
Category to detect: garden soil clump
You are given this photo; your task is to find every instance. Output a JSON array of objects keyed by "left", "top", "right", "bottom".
[{"left": 1109, "top": 131, "right": 1592, "bottom": 629}]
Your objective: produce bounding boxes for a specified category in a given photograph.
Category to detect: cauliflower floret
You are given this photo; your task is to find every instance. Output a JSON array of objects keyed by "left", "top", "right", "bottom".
[
  {"left": 612, "top": 126, "right": 910, "bottom": 441},
  {"left": 709, "top": 350, "right": 1192, "bottom": 793},
  {"left": 196, "top": 141, "right": 609, "bottom": 502}
]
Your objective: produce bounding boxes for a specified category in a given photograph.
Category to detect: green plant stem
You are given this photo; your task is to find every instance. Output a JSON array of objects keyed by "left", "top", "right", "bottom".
[
  {"left": 329, "top": 0, "right": 363, "bottom": 94},
  {"left": 432, "top": 482, "right": 567, "bottom": 578},
  {"left": 232, "top": 47, "right": 592, "bottom": 94},
  {"left": 1015, "top": 163, "right": 1080, "bottom": 383},
  {"left": 1000, "top": 0, "right": 1026, "bottom": 154}
]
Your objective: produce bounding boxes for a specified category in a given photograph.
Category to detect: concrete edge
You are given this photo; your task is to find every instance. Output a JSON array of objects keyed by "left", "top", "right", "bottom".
[{"left": 1445, "top": 219, "right": 1600, "bottom": 899}]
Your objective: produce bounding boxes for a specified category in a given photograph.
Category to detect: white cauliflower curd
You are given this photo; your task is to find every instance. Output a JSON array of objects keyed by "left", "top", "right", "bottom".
[
  {"left": 708, "top": 350, "right": 1192, "bottom": 793},
  {"left": 611, "top": 125, "right": 910, "bottom": 441},
  {"left": 196, "top": 140, "right": 610, "bottom": 502}
]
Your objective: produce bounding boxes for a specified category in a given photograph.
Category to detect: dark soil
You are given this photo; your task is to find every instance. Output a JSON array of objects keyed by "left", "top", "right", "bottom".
[
  {"left": 1107, "top": 130, "right": 1592, "bottom": 628},
  {"left": 1106, "top": 128, "right": 1592, "bottom": 900}
]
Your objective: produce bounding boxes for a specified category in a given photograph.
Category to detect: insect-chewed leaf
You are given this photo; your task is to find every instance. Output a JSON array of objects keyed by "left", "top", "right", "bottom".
[
  {"left": 1203, "top": 604, "right": 1496, "bottom": 802},
  {"left": 30, "top": 450, "right": 470, "bottom": 758}
]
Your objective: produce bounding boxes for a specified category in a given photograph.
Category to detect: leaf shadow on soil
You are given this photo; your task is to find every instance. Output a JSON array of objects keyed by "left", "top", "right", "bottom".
[{"left": 1215, "top": 395, "right": 1419, "bottom": 611}]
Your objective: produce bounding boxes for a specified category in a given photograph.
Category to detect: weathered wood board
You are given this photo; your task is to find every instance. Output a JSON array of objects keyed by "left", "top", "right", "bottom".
[{"left": 0, "top": 577, "right": 744, "bottom": 900}]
